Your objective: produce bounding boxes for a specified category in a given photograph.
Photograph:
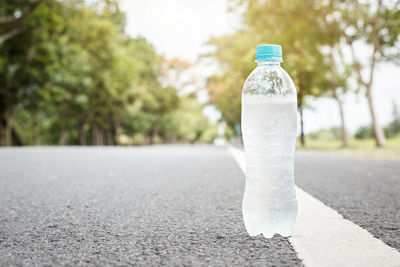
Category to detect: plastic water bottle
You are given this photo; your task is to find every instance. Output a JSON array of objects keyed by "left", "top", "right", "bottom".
[{"left": 241, "top": 45, "right": 298, "bottom": 238}]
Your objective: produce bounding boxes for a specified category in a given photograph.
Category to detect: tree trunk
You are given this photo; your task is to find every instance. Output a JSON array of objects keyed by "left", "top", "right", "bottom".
[
  {"left": 12, "top": 128, "right": 23, "bottom": 146},
  {"left": 106, "top": 131, "right": 114, "bottom": 146},
  {"left": 92, "top": 125, "right": 96, "bottom": 145},
  {"left": 0, "top": 26, "right": 29, "bottom": 45},
  {"left": 333, "top": 89, "right": 349, "bottom": 147},
  {"left": 142, "top": 134, "right": 149, "bottom": 145},
  {"left": 114, "top": 116, "right": 121, "bottom": 145},
  {"left": 297, "top": 84, "right": 305, "bottom": 147},
  {"left": 34, "top": 119, "right": 41, "bottom": 146},
  {"left": 368, "top": 0, "right": 385, "bottom": 147},
  {"left": 347, "top": 1, "right": 385, "bottom": 147},
  {"left": 92, "top": 124, "right": 104, "bottom": 146},
  {"left": 366, "top": 87, "right": 386, "bottom": 147},
  {"left": 0, "top": 1, "right": 41, "bottom": 25},
  {"left": 0, "top": 122, "right": 4, "bottom": 146},
  {"left": 329, "top": 51, "right": 349, "bottom": 147},
  {"left": 150, "top": 125, "right": 159, "bottom": 145},
  {"left": 367, "top": 17, "right": 386, "bottom": 147},
  {"left": 79, "top": 122, "right": 86, "bottom": 146},
  {"left": 299, "top": 105, "right": 305, "bottom": 147},
  {"left": 5, "top": 110, "right": 14, "bottom": 146},
  {"left": 58, "top": 129, "right": 68, "bottom": 145},
  {"left": 98, "top": 131, "right": 104, "bottom": 145}
]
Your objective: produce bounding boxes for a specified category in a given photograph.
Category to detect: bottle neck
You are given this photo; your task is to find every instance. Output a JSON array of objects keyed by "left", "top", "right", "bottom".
[{"left": 256, "top": 60, "right": 281, "bottom": 67}]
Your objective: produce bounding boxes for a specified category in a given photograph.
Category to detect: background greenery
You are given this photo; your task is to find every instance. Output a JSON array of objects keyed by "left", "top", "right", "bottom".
[
  {"left": 1, "top": 0, "right": 400, "bottom": 154},
  {"left": 0, "top": 0, "right": 217, "bottom": 146},
  {"left": 205, "top": 0, "right": 400, "bottom": 152}
]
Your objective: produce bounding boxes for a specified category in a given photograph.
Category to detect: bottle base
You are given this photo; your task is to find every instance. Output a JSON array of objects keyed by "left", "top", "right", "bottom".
[
  {"left": 246, "top": 229, "right": 294, "bottom": 239},
  {"left": 243, "top": 212, "right": 297, "bottom": 239}
]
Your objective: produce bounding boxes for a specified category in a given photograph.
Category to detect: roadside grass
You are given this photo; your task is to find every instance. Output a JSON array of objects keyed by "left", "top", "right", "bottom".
[{"left": 296, "top": 137, "right": 400, "bottom": 159}]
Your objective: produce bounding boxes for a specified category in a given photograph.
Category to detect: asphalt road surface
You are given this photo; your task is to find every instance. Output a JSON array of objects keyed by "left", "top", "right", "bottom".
[
  {"left": 0, "top": 146, "right": 399, "bottom": 266},
  {"left": 294, "top": 151, "right": 400, "bottom": 251}
]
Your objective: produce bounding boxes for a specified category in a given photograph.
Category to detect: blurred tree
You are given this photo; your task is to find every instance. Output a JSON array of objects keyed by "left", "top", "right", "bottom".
[
  {"left": 327, "top": 47, "right": 351, "bottom": 146},
  {"left": 308, "top": 127, "right": 341, "bottom": 141},
  {"left": 0, "top": 0, "right": 217, "bottom": 146},
  {"left": 41, "top": 2, "right": 93, "bottom": 145},
  {"left": 356, "top": 103, "right": 400, "bottom": 140},
  {"left": 355, "top": 125, "right": 374, "bottom": 139},
  {"left": 241, "top": 0, "right": 335, "bottom": 146},
  {"left": 339, "top": 0, "right": 400, "bottom": 147},
  {"left": 208, "top": 0, "right": 332, "bottom": 146},
  {"left": 159, "top": 93, "right": 216, "bottom": 143},
  {"left": 314, "top": 1, "right": 353, "bottom": 147},
  {"left": 0, "top": 0, "right": 63, "bottom": 146},
  {"left": 384, "top": 102, "right": 400, "bottom": 138},
  {"left": 215, "top": 0, "right": 400, "bottom": 148},
  {"left": 158, "top": 58, "right": 216, "bottom": 144},
  {"left": 121, "top": 39, "right": 181, "bottom": 144},
  {"left": 0, "top": 0, "right": 41, "bottom": 45},
  {"left": 160, "top": 58, "right": 192, "bottom": 88},
  {"left": 206, "top": 31, "right": 256, "bottom": 132}
]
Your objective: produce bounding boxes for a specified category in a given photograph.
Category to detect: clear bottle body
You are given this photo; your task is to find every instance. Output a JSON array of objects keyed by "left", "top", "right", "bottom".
[{"left": 241, "top": 60, "right": 298, "bottom": 238}]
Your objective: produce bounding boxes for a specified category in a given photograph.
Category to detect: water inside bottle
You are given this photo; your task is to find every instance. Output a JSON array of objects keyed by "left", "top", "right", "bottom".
[{"left": 241, "top": 94, "right": 298, "bottom": 238}]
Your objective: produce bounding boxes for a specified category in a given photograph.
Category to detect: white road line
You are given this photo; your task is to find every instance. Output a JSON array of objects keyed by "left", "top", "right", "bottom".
[{"left": 228, "top": 147, "right": 400, "bottom": 267}]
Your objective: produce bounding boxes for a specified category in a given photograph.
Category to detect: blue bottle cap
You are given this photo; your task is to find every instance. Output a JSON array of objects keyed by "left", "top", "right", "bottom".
[{"left": 255, "top": 44, "right": 283, "bottom": 62}]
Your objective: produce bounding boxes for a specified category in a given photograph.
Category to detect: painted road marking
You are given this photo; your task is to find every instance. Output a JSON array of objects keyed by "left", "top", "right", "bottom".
[{"left": 229, "top": 147, "right": 400, "bottom": 267}]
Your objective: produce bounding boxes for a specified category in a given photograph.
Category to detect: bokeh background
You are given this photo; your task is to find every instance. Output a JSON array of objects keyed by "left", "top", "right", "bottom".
[{"left": 1, "top": 0, "right": 399, "bottom": 157}]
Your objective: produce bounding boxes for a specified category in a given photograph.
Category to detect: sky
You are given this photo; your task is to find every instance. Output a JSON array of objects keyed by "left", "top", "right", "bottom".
[{"left": 120, "top": 0, "right": 400, "bottom": 134}]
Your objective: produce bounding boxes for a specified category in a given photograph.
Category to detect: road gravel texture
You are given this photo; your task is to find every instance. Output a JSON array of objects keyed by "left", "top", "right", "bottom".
[
  {"left": 0, "top": 146, "right": 301, "bottom": 266},
  {"left": 294, "top": 151, "right": 400, "bottom": 251}
]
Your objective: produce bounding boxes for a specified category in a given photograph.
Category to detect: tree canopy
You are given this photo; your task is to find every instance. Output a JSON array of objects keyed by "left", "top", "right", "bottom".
[
  {"left": 206, "top": 0, "right": 400, "bottom": 146},
  {"left": 0, "top": 0, "right": 216, "bottom": 146}
]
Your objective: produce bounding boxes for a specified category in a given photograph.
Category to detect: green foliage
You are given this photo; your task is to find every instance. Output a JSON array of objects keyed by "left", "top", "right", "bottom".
[
  {"left": 205, "top": 31, "right": 256, "bottom": 129},
  {"left": 206, "top": 0, "right": 334, "bottom": 133},
  {"left": 355, "top": 126, "right": 374, "bottom": 139},
  {"left": 384, "top": 103, "right": 400, "bottom": 138},
  {"left": 207, "top": 0, "right": 400, "bottom": 148},
  {"left": 239, "top": 0, "right": 332, "bottom": 97},
  {"left": 159, "top": 94, "right": 217, "bottom": 143},
  {"left": 0, "top": 0, "right": 215, "bottom": 146},
  {"left": 384, "top": 123, "right": 400, "bottom": 139},
  {"left": 308, "top": 127, "right": 342, "bottom": 141},
  {"left": 355, "top": 103, "right": 400, "bottom": 140},
  {"left": 338, "top": 0, "right": 400, "bottom": 64}
]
